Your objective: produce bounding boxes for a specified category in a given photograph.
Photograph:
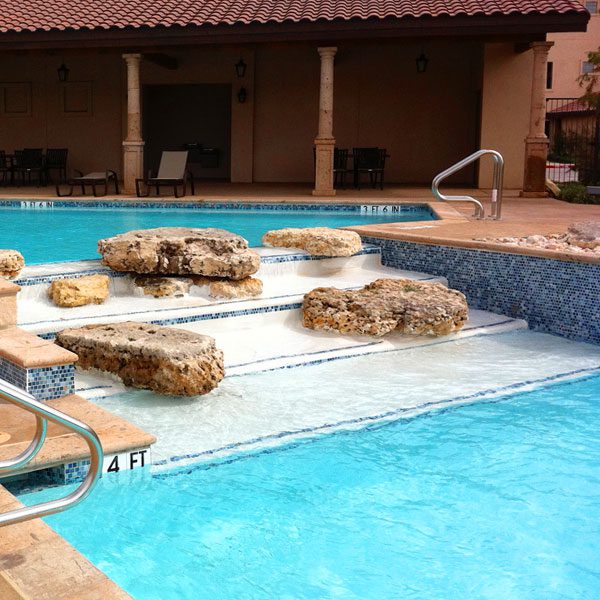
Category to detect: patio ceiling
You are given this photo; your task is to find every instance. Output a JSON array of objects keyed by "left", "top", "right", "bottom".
[{"left": 0, "top": 0, "right": 589, "bottom": 49}]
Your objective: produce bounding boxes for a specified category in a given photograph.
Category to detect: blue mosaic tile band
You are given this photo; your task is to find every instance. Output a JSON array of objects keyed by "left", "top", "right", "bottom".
[
  {"left": 0, "top": 199, "right": 435, "bottom": 218},
  {"left": 0, "top": 358, "right": 74, "bottom": 400},
  {"left": 362, "top": 236, "right": 600, "bottom": 345}
]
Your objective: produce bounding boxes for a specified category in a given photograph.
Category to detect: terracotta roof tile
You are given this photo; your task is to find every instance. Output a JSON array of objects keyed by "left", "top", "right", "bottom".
[{"left": 0, "top": 0, "right": 588, "bottom": 34}]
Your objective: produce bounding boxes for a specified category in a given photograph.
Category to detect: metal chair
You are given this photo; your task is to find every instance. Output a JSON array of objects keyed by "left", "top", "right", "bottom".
[
  {"left": 44, "top": 148, "right": 69, "bottom": 184},
  {"left": 136, "top": 151, "right": 194, "bottom": 198},
  {"left": 13, "top": 148, "right": 45, "bottom": 186},
  {"left": 353, "top": 147, "right": 389, "bottom": 190},
  {"left": 333, "top": 148, "right": 351, "bottom": 189}
]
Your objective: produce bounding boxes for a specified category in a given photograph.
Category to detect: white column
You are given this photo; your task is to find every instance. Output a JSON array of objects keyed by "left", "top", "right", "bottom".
[
  {"left": 122, "top": 53, "right": 144, "bottom": 194},
  {"left": 313, "top": 47, "right": 337, "bottom": 197},
  {"left": 523, "top": 41, "right": 553, "bottom": 196}
]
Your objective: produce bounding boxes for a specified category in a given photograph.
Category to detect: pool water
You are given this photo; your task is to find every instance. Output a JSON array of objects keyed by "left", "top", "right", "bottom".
[
  {"left": 0, "top": 204, "right": 433, "bottom": 264},
  {"left": 23, "top": 374, "right": 600, "bottom": 599}
]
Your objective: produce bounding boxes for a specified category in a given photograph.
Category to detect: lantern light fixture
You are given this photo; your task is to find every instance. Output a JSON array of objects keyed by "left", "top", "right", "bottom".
[
  {"left": 235, "top": 58, "right": 247, "bottom": 78},
  {"left": 57, "top": 62, "right": 70, "bottom": 82},
  {"left": 237, "top": 87, "right": 248, "bottom": 104},
  {"left": 415, "top": 51, "right": 429, "bottom": 74}
]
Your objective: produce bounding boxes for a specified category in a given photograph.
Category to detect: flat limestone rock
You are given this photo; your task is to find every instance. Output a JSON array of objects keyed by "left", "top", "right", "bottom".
[
  {"left": 55, "top": 322, "right": 224, "bottom": 396},
  {"left": 48, "top": 274, "right": 110, "bottom": 308},
  {"left": 133, "top": 276, "right": 192, "bottom": 298},
  {"left": 98, "top": 227, "right": 260, "bottom": 280},
  {"left": 262, "top": 227, "right": 362, "bottom": 257},
  {"left": 208, "top": 277, "right": 263, "bottom": 299},
  {"left": 567, "top": 221, "right": 600, "bottom": 249},
  {"left": 0, "top": 249, "right": 25, "bottom": 278},
  {"left": 303, "top": 278, "right": 468, "bottom": 337}
]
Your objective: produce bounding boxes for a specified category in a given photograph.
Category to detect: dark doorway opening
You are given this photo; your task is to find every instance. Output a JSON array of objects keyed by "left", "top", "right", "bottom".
[{"left": 142, "top": 84, "right": 232, "bottom": 181}]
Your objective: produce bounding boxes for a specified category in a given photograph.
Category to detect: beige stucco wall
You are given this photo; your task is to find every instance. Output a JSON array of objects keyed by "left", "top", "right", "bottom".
[
  {"left": 253, "top": 41, "right": 483, "bottom": 184},
  {"left": 548, "top": 10, "right": 600, "bottom": 98},
  {"left": 479, "top": 43, "right": 534, "bottom": 189},
  {"left": 0, "top": 54, "right": 122, "bottom": 176}
]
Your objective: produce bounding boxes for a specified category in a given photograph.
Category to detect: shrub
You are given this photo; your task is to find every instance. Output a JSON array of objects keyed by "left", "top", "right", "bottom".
[{"left": 559, "top": 183, "right": 600, "bottom": 205}]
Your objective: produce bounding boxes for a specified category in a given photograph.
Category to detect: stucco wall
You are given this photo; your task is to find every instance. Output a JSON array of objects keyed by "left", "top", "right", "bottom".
[
  {"left": 479, "top": 43, "right": 533, "bottom": 189},
  {"left": 548, "top": 12, "right": 600, "bottom": 99},
  {"left": 253, "top": 41, "right": 483, "bottom": 184},
  {"left": 0, "top": 54, "right": 122, "bottom": 176}
]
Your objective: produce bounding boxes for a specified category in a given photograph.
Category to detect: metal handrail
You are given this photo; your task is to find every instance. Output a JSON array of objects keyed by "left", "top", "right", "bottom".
[
  {"left": 0, "top": 379, "right": 103, "bottom": 527},
  {"left": 432, "top": 149, "right": 505, "bottom": 220}
]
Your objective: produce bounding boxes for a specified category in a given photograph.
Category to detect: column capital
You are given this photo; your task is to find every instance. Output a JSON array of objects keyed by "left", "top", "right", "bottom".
[
  {"left": 122, "top": 53, "right": 142, "bottom": 63},
  {"left": 530, "top": 41, "right": 554, "bottom": 53},
  {"left": 317, "top": 47, "right": 338, "bottom": 59}
]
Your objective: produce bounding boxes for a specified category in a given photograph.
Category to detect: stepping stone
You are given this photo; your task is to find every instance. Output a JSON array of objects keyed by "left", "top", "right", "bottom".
[
  {"left": 302, "top": 278, "right": 468, "bottom": 337},
  {"left": 262, "top": 227, "right": 362, "bottom": 257},
  {"left": 56, "top": 322, "right": 224, "bottom": 396},
  {"left": 48, "top": 274, "right": 110, "bottom": 308},
  {"left": 98, "top": 227, "right": 260, "bottom": 280}
]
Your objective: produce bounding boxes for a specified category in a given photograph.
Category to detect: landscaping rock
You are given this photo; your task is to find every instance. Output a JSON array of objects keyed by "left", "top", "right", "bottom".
[
  {"left": 567, "top": 221, "right": 600, "bottom": 249},
  {"left": 0, "top": 250, "right": 24, "bottom": 278},
  {"left": 208, "top": 277, "right": 263, "bottom": 299},
  {"left": 262, "top": 227, "right": 362, "bottom": 257},
  {"left": 48, "top": 274, "right": 110, "bottom": 308},
  {"left": 302, "top": 278, "right": 468, "bottom": 337},
  {"left": 98, "top": 227, "right": 260, "bottom": 280},
  {"left": 55, "top": 322, "right": 224, "bottom": 396},
  {"left": 133, "top": 276, "right": 192, "bottom": 298}
]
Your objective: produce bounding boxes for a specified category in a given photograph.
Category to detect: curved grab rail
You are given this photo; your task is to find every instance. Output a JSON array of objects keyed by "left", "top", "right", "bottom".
[
  {"left": 0, "top": 379, "right": 103, "bottom": 527},
  {"left": 0, "top": 415, "right": 47, "bottom": 472},
  {"left": 432, "top": 149, "right": 504, "bottom": 220}
]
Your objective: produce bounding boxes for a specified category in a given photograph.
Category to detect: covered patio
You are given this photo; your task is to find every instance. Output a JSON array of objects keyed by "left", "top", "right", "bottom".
[{"left": 0, "top": 0, "right": 589, "bottom": 199}]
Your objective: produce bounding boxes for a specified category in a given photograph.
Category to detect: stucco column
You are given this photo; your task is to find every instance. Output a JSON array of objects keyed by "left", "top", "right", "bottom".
[
  {"left": 522, "top": 41, "right": 553, "bottom": 196},
  {"left": 313, "top": 47, "right": 337, "bottom": 197},
  {"left": 122, "top": 53, "right": 144, "bottom": 194}
]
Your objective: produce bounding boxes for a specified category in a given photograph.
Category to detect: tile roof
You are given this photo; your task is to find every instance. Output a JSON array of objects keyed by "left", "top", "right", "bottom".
[{"left": 0, "top": 0, "right": 588, "bottom": 34}]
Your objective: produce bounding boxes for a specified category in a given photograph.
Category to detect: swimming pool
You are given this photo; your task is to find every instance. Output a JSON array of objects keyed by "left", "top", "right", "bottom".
[
  {"left": 22, "top": 373, "right": 600, "bottom": 599},
  {"left": 0, "top": 202, "right": 434, "bottom": 264}
]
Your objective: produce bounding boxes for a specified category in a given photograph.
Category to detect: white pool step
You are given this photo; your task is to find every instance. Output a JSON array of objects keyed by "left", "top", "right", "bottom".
[{"left": 17, "top": 246, "right": 447, "bottom": 337}]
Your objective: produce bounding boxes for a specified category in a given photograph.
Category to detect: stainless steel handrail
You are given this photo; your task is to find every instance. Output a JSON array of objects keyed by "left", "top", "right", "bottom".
[
  {"left": 0, "top": 379, "right": 103, "bottom": 527},
  {"left": 432, "top": 149, "right": 504, "bottom": 220}
]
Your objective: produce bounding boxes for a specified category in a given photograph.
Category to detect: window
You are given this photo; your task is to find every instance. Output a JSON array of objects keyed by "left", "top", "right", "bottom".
[
  {"left": 584, "top": 1, "right": 598, "bottom": 13},
  {"left": 582, "top": 61, "right": 595, "bottom": 75},
  {"left": 546, "top": 61, "right": 554, "bottom": 89}
]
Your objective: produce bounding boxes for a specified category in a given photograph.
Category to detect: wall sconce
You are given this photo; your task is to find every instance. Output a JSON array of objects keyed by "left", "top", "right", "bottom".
[
  {"left": 415, "top": 51, "right": 429, "bottom": 74},
  {"left": 57, "top": 62, "right": 70, "bottom": 82},
  {"left": 237, "top": 87, "right": 248, "bottom": 104},
  {"left": 235, "top": 58, "right": 247, "bottom": 78}
]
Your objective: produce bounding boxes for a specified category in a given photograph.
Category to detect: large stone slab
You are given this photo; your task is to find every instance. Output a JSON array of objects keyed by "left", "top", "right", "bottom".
[
  {"left": 0, "top": 250, "right": 24, "bottom": 278},
  {"left": 56, "top": 322, "right": 224, "bottom": 396},
  {"left": 262, "top": 227, "right": 362, "bottom": 257},
  {"left": 98, "top": 227, "right": 260, "bottom": 280},
  {"left": 302, "top": 278, "right": 468, "bottom": 337},
  {"left": 48, "top": 274, "right": 110, "bottom": 307}
]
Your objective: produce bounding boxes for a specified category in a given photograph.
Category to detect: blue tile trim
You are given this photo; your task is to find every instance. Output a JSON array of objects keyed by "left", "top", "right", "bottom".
[
  {"left": 0, "top": 358, "right": 74, "bottom": 400},
  {"left": 362, "top": 237, "right": 600, "bottom": 345},
  {"left": 0, "top": 199, "right": 436, "bottom": 218}
]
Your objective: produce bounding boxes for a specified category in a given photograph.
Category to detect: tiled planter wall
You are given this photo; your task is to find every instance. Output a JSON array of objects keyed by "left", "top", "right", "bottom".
[{"left": 362, "top": 237, "right": 600, "bottom": 345}]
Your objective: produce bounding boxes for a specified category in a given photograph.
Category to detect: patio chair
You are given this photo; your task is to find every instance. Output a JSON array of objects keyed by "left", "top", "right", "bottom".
[
  {"left": 56, "top": 169, "right": 119, "bottom": 197},
  {"left": 353, "top": 147, "right": 388, "bottom": 190},
  {"left": 44, "top": 148, "right": 68, "bottom": 184},
  {"left": 13, "top": 148, "right": 45, "bottom": 186},
  {"left": 136, "top": 151, "right": 194, "bottom": 198},
  {"left": 333, "top": 148, "right": 351, "bottom": 189},
  {"left": 0, "top": 151, "right": 11, "bottom": 185}
]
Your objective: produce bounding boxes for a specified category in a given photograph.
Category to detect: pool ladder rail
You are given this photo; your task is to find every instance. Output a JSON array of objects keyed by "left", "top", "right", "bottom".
[
  {"left": 0, "top": 378, "right": 103, "bottom": 527},
  {"left": 432, "top": 149, "right": 504, "bottom": 220}
]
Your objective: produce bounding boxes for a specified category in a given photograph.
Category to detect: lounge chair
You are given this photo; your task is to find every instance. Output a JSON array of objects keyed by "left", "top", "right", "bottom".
[
  {"left": 56, "top": 170, "right": 119, "bottom": 197},
  {"left": 136, "top": 151, "right": 194, "bottom": 198}
]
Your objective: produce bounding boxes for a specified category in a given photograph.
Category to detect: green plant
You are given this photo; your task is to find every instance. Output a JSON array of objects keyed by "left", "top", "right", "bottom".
[{"left": 559, "top": 182, "right": 600, "bottom": 204}]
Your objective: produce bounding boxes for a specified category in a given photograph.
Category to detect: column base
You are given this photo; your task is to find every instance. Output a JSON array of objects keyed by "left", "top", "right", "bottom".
[
  {"left": 313, "top": 138, "right": 336, "bottom": 197},
  {"left": 522, "top": 136, "right": 549, "bottom": 196},
  {"left": 122, "top": 140, "right": 145, "bottom": 195}
]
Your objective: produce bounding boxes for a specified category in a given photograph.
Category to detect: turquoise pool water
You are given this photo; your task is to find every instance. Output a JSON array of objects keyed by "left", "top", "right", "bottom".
[
  {"left": 23, "top": 374, "right": 600, "bottom": 599},
  {"left": 0, "top": 204, "right": 433, "bottom": 264}
]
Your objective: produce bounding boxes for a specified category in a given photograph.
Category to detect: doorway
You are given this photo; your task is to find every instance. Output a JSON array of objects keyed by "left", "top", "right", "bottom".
[{"left": 142, "top": 84, "right": 232, "bottom": 180}]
